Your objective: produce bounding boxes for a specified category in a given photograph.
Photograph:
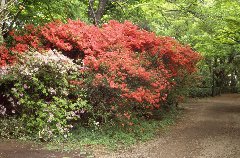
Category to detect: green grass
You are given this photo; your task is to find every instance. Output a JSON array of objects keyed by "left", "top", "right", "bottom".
[{"left": 46, "top": 108, "right": 181, "bottom": 152}]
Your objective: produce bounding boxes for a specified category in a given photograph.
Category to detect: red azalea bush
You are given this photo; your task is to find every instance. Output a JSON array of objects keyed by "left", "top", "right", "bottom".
[
  {"left": 0, "top": 45, "right": 16, "bottom": 67},
  {"left": 0, "top": 20, "right": 201, "bottom": 126}
]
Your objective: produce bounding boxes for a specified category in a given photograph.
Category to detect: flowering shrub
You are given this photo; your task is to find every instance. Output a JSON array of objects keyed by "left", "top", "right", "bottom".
[
  {"left": 0, "top": 20, "right": 201, "bottom": 128},
  {"left": 0, "top": 50, "right": 89, "bottom": 140},
  {"left": 0, "top": 45, "right": 15, "bottom": 67}
]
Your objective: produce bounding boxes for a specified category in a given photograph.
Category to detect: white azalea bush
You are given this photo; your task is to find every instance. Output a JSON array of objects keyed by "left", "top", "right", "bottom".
[{"left": 0, "top": 50, "right": 90, "bottom": 140}]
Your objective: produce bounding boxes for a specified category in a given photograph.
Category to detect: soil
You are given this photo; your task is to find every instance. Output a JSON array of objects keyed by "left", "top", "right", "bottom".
[
  {"left": 0, "top": 94, "right": 240, "bottom": 158},
  {"left": 0, "top": 140, "right": 85, "bottom": 158}
]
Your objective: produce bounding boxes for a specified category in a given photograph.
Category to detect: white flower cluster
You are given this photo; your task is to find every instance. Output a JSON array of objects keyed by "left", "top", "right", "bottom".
[
  {"left": 0, "top": 66, "right": 11, "bottom": 78},
  {"left": 0, "top": 50, "right": 85, "bottom": 79},
  {"left": 14, "top": 49, "right": 81, "bottom": 77},
  {"left": 0, "top": 104, "right": 6, "bottom": 116}
]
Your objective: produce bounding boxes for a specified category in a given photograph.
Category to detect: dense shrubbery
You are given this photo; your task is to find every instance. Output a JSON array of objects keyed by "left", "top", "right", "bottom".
[
  {"left": 0, "top": 50, "right": 90, "bottom": 140},
  {"left": 0, "top": 20, "right": 201, "bottom": 139}
]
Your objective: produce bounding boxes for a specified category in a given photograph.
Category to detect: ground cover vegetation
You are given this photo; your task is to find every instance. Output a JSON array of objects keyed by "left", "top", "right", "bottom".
[{"left": 0, "top": 0, "right": 239, "bottom": 148}]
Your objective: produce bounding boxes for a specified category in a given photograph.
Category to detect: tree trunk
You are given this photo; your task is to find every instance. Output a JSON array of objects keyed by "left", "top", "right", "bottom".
[
  {"left": 0, "top": 0, "right": 5, "bottom": 43},
  {"left": 212, "top": 57, "right": 217, "bottom": 97},
  {"left": 0, "top": 0, "right": 7, "bottom": 43},
  {"left": 0, "top": 28, "right": 3, "bottom": 44},
  {"left": 1, "top": 0, "right": 6, "bottom": 8},
  {"left": 88, "top": 0, "right": 108, "bottom": 26},
  {"left": 0, "top": 0, "right": 22, "bottom": 41}
]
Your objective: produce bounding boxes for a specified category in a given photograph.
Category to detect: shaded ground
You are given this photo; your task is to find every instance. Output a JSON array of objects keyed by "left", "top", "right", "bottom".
[
  {"left": 0, "top": 140, "right": 85, "bottom": 158},
  {"left": 0, "top": 94, "right": 240, "bottom": 158}
]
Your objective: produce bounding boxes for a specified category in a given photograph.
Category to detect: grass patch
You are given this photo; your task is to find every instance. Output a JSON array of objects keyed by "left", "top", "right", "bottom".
[{"left": 46, "top": 108, "right": 181, "bottom": 152}]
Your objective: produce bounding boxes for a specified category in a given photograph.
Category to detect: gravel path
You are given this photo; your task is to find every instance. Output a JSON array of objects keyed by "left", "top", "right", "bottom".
[
  {"left": 0, "top": 94, "right": 240, "bottom": 158},
  {"left": 98, "top": 94, "right": 240, "bottom": 158}
]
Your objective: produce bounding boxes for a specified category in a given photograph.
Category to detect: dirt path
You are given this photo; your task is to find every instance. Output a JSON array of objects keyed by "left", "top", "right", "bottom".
[
  {"left": 99, "top": 94, "right": 240, "bottom": 158},
  {"left": 1, "top": 94, "right": 240, "bottom": 158},
  {"left": 0, "top": 140, "right": 85, "bottom": 158}
]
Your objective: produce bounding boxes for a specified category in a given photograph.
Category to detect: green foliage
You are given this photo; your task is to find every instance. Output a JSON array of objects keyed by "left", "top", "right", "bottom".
[
  {"left": 1, "top": 0, "right": 89, "bottom": 39},
  {"left": 46, "top": 107, "right": 180, "bottom": 151},
  {"left": 0, "top": 117, "right": 27, "bottom": 139},
  {"left": 188, "top": 87, "right": 212, "bottom": 98},
  {"left": 0, "top": 50, "right": 90, "bottom": 140},
  {"left": 145, "top": 0, "right": 240, "bottom": 94}
]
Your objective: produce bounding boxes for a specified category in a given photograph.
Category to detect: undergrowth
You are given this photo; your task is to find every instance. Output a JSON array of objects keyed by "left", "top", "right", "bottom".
[
  {"left": 0, "top": 106, "right": 181, "bottom": 157},
  {"left": 45, "top": 107, "right": 181, "bottom": 152}
]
